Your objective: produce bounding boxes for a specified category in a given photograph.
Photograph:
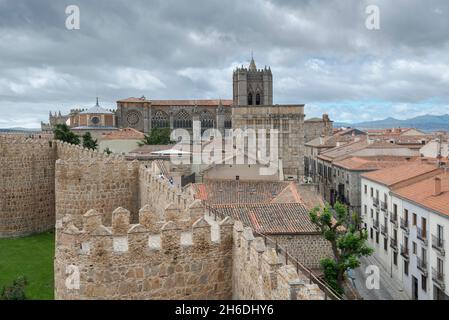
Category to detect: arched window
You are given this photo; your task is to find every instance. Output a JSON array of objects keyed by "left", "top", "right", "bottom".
[
  {"left": 248, "top": 93, "right": 253, "bottom": 105},
  {"left": 224, "top": 113, "right": 232, "bottom": 129},
  {"left": 174, "top": 110, "right": 192, "bottom": 129},
  {"left": 151, "top": 110, "right": 169, "bottom": 128},
  {"left": 200, "top": 111, "right": 215, "bottom": 129},
  {"left": 256, "top": 93, "right": 261, "bottom": 105}
]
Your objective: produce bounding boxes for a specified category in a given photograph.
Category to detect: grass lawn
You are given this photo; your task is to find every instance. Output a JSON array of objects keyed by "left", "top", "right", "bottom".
[{"left": 0, "top": 231, "right": 54, "bottom": 300}]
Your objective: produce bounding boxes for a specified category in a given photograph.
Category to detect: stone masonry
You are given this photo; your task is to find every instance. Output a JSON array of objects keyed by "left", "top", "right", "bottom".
[
  {"left": 54, "top": 160, "right": 325, "bottom": 300},
  {"left": 0, "top": 134, "right": 56, "bottom": 238}
]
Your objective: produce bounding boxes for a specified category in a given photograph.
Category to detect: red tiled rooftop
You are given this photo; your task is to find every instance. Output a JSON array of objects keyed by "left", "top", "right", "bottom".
[
  {"left": 361, "top": 162, "right": 440, "bottom": 187},
  {"left": 211, "top": 203, "right": 319, "bottom": 235},
  {"left": 101, "top": 128, "right": 145, "bottom": 140},
  {"left": 392, "top": 172, "right": 449, "bottom": 217},
  {"left": 193, "top": 180, "right": 292, "bottom": 204},
  {"left": 333, "top": 156, "right": 416, "bottom": 171}
]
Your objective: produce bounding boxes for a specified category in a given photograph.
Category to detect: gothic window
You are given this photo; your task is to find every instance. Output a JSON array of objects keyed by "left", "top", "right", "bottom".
[
  {"left": 200, "top": 111, "right": 214, "bottom": 129},
  {"left": 225, "top": 113, "right": 232, "bottom": 129},
  {"left": 126, "top": 111, "right": 141, "bottom": 127},
  {"left": 248, "top": 93, "right": 253, "bottom": 105},
  {"left": 151, "top": 110, "right": 169, "bottom": 128},
  {"left": 256, "top": 93, "right": 261, "bottom": 105},
  {"left": 173, "top": 110, "right": 192, "bottom": 129}
]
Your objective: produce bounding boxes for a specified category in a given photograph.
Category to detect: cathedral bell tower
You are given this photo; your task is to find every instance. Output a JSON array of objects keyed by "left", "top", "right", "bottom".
[{"left": 233, "top": 57, "right": 273, "bottom": 106}]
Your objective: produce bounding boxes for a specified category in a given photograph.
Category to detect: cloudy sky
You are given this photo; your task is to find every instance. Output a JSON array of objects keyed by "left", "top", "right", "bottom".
[{"left": 1, "top": 0, "right": 449, "bottom": 128}]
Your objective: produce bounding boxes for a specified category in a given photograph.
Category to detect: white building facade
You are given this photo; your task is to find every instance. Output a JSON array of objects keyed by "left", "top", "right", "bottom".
[{"left": 362, "top": 173, "right": 449, "bottom": 300}]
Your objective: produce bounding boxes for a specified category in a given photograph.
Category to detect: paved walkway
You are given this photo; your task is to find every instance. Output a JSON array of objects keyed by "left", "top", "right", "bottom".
[{"left": 352, "top": 255, "right": 410, "bottom": 300}]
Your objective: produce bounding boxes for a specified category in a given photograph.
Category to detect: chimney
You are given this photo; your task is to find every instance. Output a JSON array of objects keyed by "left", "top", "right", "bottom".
[{"left": 434, "top": 177, "right": 442, "bottom": 196}]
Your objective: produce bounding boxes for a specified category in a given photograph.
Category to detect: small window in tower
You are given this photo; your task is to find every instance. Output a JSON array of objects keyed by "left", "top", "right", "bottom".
[
  {"left": 256, "top": 93, "right": 261, "bottom": 105},
  {"left": 248, "top": 93, "right": 253, "bottom": 105}
]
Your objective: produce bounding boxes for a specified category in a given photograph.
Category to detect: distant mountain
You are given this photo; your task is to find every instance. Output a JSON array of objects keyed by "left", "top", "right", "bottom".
[
  {"left": 0, "top": 127, "right": 42, "bottom": 133},
  {"left": 334, "top": 114, "right": 449, "bottom": 132}
]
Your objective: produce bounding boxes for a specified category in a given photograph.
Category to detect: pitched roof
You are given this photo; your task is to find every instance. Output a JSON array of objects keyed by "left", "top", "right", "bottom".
[
  {"left": 193, "top": 180, "right": 292, "bottom": 204},
  {"left": 392, "top": 173, "right": 449, "bottom": 217},
  {"left": 211, "top": 203, "right": 319, "bottom": 235},
  {"left": 117, "top": 98, "right": 233, "bottom": 107},
  {"left": 318, "top": 139, "right": 369, "bottom": 161},
  {"left": 101, "top": 128, "right": 145, "bottom": 140},
  {"left": 333, "top": 156, "right": 416, "bottom": 171},
  {"left": 361, "top": 162, "right": 440, "bottom": 187}
]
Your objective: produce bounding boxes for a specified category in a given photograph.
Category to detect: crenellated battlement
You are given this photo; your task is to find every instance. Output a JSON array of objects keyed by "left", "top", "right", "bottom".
[
  {"left": 55, "top": 142, "right": 140, "bottom": 225},
  {"left": 56, "top": 140, "right": 125, "bottom": 162},
  {"left": 232, "top": 220, "right": 324, "bottom": 300},
  {"left": 56, "top": 206, "right": 233, "bottom": 257},
  {"left": 138, "top": 165, "right": 197, "bottom": 226},
  {"left": 54, "top": 205, "right": 235, "bottom": 300}
]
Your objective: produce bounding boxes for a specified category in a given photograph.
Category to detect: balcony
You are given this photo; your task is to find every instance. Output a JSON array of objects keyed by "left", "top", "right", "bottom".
[
  {"left": 417, "top": 227, "right": 428, "bottom": 246},
  {"left": 400, "top": 244, "right": 409, "bottom": 260},
  {"left": 381, "top": 201, "right": 388, "bottom": 212},
  {"left": 390, "top": 237, "right": 398, "bottom": 251},
  {"left": 389, "top": 212, "right": 398, "bottom": 228},
  {"left": 373, "top": 197, "right": 379, "bottom": 208},
  {"left": 381, "top": 224, "right": 388, "bottom": 236},
  {"left": 432, "top": 235, "right": 445, "bottom": 256},
  {"left": 432, "top": 267, "right": 445, "bottom": 290},
  {"left": 416, "top": 256, "right": 428, "bottom": 276},
  {"left": 373, "top": 219, "right": 379, "bottom": 230},
  {"left": 400, "top": 218, "right": 409, "bottom": 234}
]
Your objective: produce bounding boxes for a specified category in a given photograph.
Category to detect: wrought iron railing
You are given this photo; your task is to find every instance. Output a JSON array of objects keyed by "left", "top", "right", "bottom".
[
  {"left": 205, "top": 203, "right": 343, "bottom": 301},
  {"left": 400, "top": 218, "right": 409, "bottom": 233},
  {"left": 400, "top": 244, "right": 409, "bottom": 259},
  {"left": 432, "top": 267, "right": 445, "bottom": 288},
  {"left": 432, "top": 235, "right": 445, "bottom": 255},
  {"left": 417, "top": 256, "right": 428, "bottom": 275},
  {"left": 417, "top": 227, "right": 428, "bottom": 246}
]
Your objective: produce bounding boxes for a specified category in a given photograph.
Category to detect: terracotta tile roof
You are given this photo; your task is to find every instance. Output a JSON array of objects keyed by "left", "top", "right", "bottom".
[
  {"left": 333, "top": 156, "right": 417, "bottom": 171},
  {"left": 318, "top": 139, "right": 369, "bottom": 161},
  {"left": 101, "top": 128, "right": 145, "bottom": 140},
  {"left": 211, "top": 203, "right": 319, "bottom": 235},
  {"left": 392, "top": 172, "right": 449, "bottom": 217},
  {"left": 306, "top": 129, "right": 366, "bottom": 148},
  {"left": 361, "top": 162, "right": 440, "bottom": 187},
  {"left": 193, "top": 180, "right": 291, "bottom": 204},
  {"left": 117, "top": 98, "right": 233, "bottom": 107}
]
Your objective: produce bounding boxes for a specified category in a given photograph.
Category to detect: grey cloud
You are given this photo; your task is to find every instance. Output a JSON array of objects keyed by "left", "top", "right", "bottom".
[{"left": 0, "top": 0, "right": 449, "bottom": 127}]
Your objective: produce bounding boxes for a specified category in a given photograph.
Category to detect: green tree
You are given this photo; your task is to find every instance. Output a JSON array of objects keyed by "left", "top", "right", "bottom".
[
  {"left": 309, "top": 202, "right": 373, "bottom": 295},
  {"left": 53, "top": 124, "right": 80, "bottom": 145},
  {"left": 0, "top": 276, "right": 27, "bottom": 300},
  {"left": 138, "top": 127, "right": 174, "bottom": 146},
  {"left": 82, "top": 132, "right": 98, "bottom": 150},
  {"left": 103, "top": 147, "right": 112, "bottom": 155}
]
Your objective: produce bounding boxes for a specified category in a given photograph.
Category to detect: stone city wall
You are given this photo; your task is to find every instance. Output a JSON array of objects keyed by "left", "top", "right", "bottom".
[
  {"left": 0, "top": 134, "right": 56, "bottom": 237},
  {"left": 55, "top": 142, "right": 140, "bottom": 226},
  {"left": 54, "top": 206, "right": 234, "bottom": 300},
  {"left": 139, "top": 163, "right": 196, "bottom": 219},
  {"left": 272, "top": 234, "right": 334, "bottom": 269},
  {"left": 232, "top": 221, "right": 324, "bottom": 300}
]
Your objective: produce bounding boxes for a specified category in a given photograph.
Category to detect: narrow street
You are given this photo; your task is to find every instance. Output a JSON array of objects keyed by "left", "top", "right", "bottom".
[{"left": 352, "top": 255, "right": 410, "bottom": 300}]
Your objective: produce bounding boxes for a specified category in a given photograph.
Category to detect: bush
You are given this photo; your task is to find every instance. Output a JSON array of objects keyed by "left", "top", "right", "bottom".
[
  {"left": 138, "top": 127, "right": 174, "bottom": 146},
  {"left": 0, "top": 276, "right": 28, "bottom": 300},
  {"left": 53, "top": 124, "right": 80, "bottom": 145}
]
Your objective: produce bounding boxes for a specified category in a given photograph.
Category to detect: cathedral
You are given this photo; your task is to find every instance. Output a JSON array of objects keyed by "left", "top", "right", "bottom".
[{"left": 43, "top": 58, "right": 333, "bottom": 180}]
